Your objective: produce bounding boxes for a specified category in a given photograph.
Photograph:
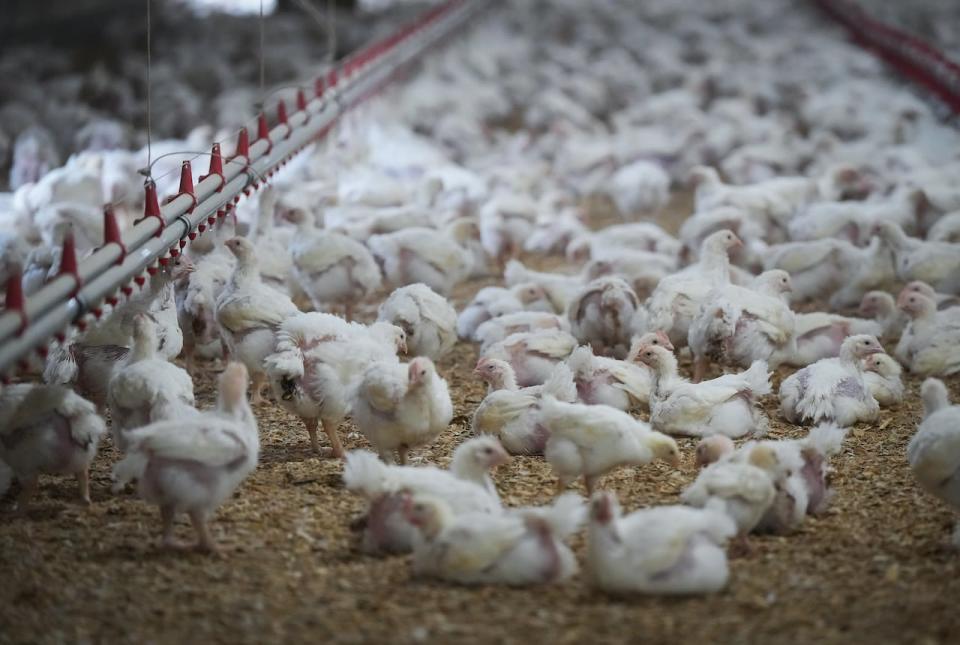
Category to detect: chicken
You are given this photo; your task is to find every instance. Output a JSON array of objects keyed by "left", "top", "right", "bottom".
[
  {"left": 472, "top": 361, "right": 576, "bottom": 455},
  {"left": 582, "top": 250, "right": 673, "bottom": 300},
  {"left": 107, "top": 314, "right": 195, "bottom": 451},
  {"left": 537, "top": 396, "right": 679, "bottom": 494},
  {"left": 478, "top": 192, "right": 538, "bottom": 269},
  {"left": 587, "top": 492, "right": 735, "bottom": 595},
  {"left": 907, "top": 378, "right": 960, "bottom": 547},
  {"left": 457, "top": 286, "right": 525, "bottom": 340},
  {"left": 567, "top": 222, "right": 681, "bottom": 263},
  {"left": 688, "top": 269, "right": 796, "bottom": 379},
  {"left": 404, "top": 492, "right": 584, "bottom": 586},
  {"left": 607, "top": 159, "right": 670, "bottom": 216},
  {"left": 176, "top": 249, "right": 234, "bottom": 372},
  {"left": 779, "top": 335, "right": 884, "bottom": 426},
  {"left": 481, "top": 329, "right": 578, "bottom": 387},
  {"left": 286, "top": 208, "right": 382, "bottom": 320},
  {"left": 43, "top": 256, "right": 195, "bottom": 408},
  {"left": 635, "top": 344, "right": 771, "bottom": 438},
  {"left": 901, "top": 281, "right": 960, "bottom": 310},
  {"left": 566, "top": 276, "right": 646, "bottom": 358},
  {"left": 474, "top": 311, "right": 568, "bottom": 353},
  {"left": 0, "top": 384, "right": 106, "bottom": 511},
  {"left": 826, "top": 236, "right": 899, "bottom": 310},
  {"left": 342, "top": 437, "right": 507, "bottom": 554},
  {"left": 863, "top": 353, "right": 904, "bottom": 407},
  {"left": 352, "top": 357, "right": 453, "bottom": 464},
  {"left": 112, "top": 363, "right": 258, "bottom": 553},
  {"left": 377, "top": 283, "right": 457, "bottom": 360},
  {"left": 504, "top": 260, "right": 583, "bottom": 313},
  {"left": 858, "top": 290, "right": 907, "bottom": 342},
  {"left": 647, "top": 229, "right": 741, "bottom": 349},
  {"left": 265, "top": 312, "right": 404, "bottom": 457},
  {"left": 215, "top": 236, "right": 300, "bottom": 403},
  {"left": 763, "top": 238, "right": 854, "bottom": 303},
  {"left": 563, "top": 337, "right": 664, "bottom": 411},
  {"left": 367, "top": 223, "right": 472, "bottom": 296},
  {"left": 875, "top": 221, "right": 960, "bottom": 294},
  {"left": 894, "top": 291, "right": 960, "bottom": 376},
  {"left": 786, "top": 311, "right": 883, "bottom": 367},
  {"left": 690, "top": 166, "right": 794, "bottom": 233},
  {"left": 681, "top": 444, "right": 779, "bottom": 544},
  {"left": 745, "top": 424, "right": 848, "bottom": 534}
]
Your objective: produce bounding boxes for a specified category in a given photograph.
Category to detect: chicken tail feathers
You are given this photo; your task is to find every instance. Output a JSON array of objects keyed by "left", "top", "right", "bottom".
[
  {"left": 742, "top": 360, "right": 772, "bottom": 397},
  {"left": 804, "top": 422, "right": 848, "bottom": 457},
  {"left": 541, "top": 362, "right": 578, "bottom": 403},
  {"left": 342, "top": 450, "right": 390, "bottom": 497},
  {"left": 521, "top": 492, "right": 585, "bottom": 539}
]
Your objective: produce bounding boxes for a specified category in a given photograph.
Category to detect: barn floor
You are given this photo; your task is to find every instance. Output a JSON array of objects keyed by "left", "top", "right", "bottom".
[{"left": 2, "top": 195, "right": 959, "bottom": 645}]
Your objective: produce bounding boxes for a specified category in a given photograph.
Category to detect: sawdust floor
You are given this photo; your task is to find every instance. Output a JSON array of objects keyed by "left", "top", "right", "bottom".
[{"left": 2, "top": 192, "right": 959, "bottom": 645}]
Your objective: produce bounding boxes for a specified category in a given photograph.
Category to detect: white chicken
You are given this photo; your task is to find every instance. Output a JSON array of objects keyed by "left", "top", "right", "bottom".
[
  {"left": 779, "top": 334, "right": 884, "bottom": 426},
  {"left": 0, "top": 383, "right": 106, "bottom": 511},
  {"left": 566, "top": 276, "right": 646, "bottom": 358},
  {"left": 863, "top": 353, "right": 904, "bottom": 407},
  {"left": 907, "top": 378, "right": 960, "bottom": 547},
  {"left": 894, "top": 291, "right": 960, "bottom": 376},
  {"left": 681, "top": 444, "right": 779, "bottom": 543},
  {"left": 688, "top": 269, "right": 795, "bottom": 379},
  {"left": 367, "top": 223, "right": 473, "bottom": 296},
  {"left": 107, "top": 314, "right": 195, "bottom": 451},
  {"left": 481, "top": 329, "right": 578, "bottom": 387},
  {"left": 635, "top": 344, "right": 771, "bottom": 438},
  {"left": 377, "top": 283, "right": 457, "bottom": 360},
  {"left": 405, "top": 492, "right": 584, "bottom": 586},
  {"left": 472, "top": 360, "right": 577, "bottom": 455},
  {"left": 858, "top": 290, "right": 907, "bottom": 342},
  {"left": 474, "top": 311, "right": 568, "bottom": 353},
  {"left": 537, "top": 396, "right": 680, "bottom": 494},
  {"left": 875, "top": 221, "right": 960, "bottom": 293},
  {"left": 342, "top": 437, "right": 507, "bottom": 554},
  {"left": 286, "top": 208, "right": 382, "bottom": 320},
  {"left": 607, "top": 159, "right": 670, "bottom": 216},
  {"left": 265, "top": 312, "right": 404, "bottom": 457},
  {"left": 786, "top": 311, "right": 884, "bottom": 367},
  {"left": 215, "top": 236, "right": 300, "bottom": 403},
  {"left": 587, "top": 492, "right": 735, "bottom": 595},
  {"left": 352, "top": 357, "right": 453, "bottom": 464},
  {"left": 563, "top": 340, "right": 658, "bottom": 411},
  {"left": 647, "top": 229, "right": 741, "bottom": 349},
  {"left": 112, "top": 363, "right": 258, "bottom": 553}
]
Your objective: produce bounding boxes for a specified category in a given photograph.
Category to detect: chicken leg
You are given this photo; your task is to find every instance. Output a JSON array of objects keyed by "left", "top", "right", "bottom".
[
  {"left": 303, "top": 417, "right": 321, "bottom": 454},
  {"left": 159, "top": 504, "right": 181, "bottom": 550},
  {"left": 250, "top": 372, "right": 267, "bottom": 405},
  {"left": 322, "top": 417, "right": 345, "bottom": 459},
  {"left": 77, "top": 468, "right": 91, "bottom": 505},
  {"left": 190, "top": 510, "right": 218, "bottom": 554}
]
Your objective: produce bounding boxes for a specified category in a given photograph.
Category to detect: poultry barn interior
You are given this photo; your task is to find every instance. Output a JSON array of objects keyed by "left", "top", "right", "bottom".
[{"left": 1, "top": 0, "right": 960, "bottom": 642}]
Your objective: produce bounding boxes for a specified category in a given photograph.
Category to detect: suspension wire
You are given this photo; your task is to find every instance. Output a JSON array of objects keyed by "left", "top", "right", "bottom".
[
  {"left": 145, "top": 0, "right": 153, "bottom": 174},
  {"left": 259, "top": 0, "right": 266, "bottom": 107}
]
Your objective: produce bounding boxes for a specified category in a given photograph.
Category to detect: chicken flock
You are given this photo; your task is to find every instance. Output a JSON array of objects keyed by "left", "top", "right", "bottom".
[{"left": 2, "top": 0, "right": 960, "bottom": 598}]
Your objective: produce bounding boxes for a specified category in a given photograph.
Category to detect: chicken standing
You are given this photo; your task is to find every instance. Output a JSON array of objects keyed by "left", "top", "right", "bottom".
[
  {"left": 107, "top": 314, "right": 195, "bottom": 451},
  {"left": 265, "top": 312, "right": 404, "bottom": 457},
  {"left": 352, "top": 357, "right": 453, "bottom": 464},
  {"left": 537, "top": 396, "right": 679, "bottom": 494},
  {"left": 112, "top": 363, "right": 259, "bottom": 553},
  {"left": 907, "top": 378, "right": 960, "bottom": 547},
  {"left": 0, "top": 384, "right": 106, "bottom": 511},
  {"left": 216, "top": 236, "right": 300, "bottom": 403}
]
